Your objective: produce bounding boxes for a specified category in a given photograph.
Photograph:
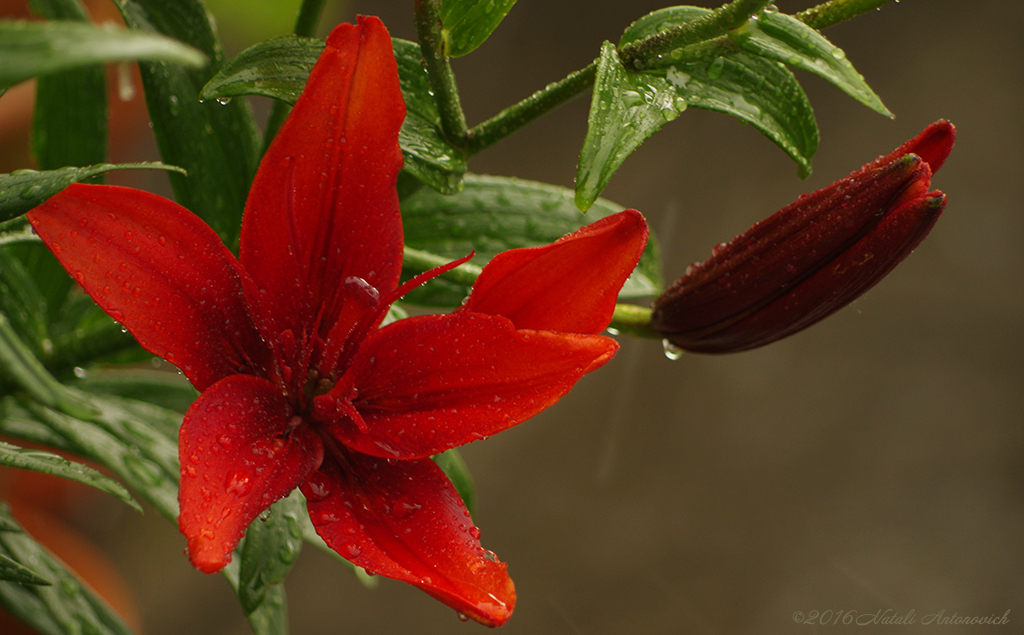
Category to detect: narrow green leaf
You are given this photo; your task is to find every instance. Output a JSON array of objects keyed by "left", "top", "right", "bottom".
[
  {"left": 732, "top": 10, "right": 891, "bottom": 116},
  {"left": 72, "top": 367, "right": 197, "bottom": 415},
  {"left": 0, "top": 440, "right": 141, "bottom": 511},
  {"left": 0, "top": 553, "right": 51, "bottom": 586},
  {"left": 432, "top": 448, "right": 475, "bottom": 515},
  {"left": 111, "top": 0, "right": 263, "bottom": 249},
  {"left": 621, "top": 6, "right": 818, "bottom": 178},
  {"left": 28, "top": 0, "right": 108, "bottom": 176},
  {"left": 0, "top": 503, "right": 137, "bottom": 635},
  {"left": 439, "top": 0, "right": 518, "bottom": 57},
  {"left": 0, "top": 312, "right": 94, "bottom": 419},
  {"left": 18, "top": 396, "right": 180, "bottom": 519},
  {"left": 400, "top": 174, "right": 662, "bottom": 306},
  {"left": 575, "top": 41, "right": 686, "bottom": 211},
  {"left": 0, "top": 320, "right": 180, "bottom": 517},
  {"left": 201, "top": 36, "right": 466, "bottom": 195},
  {"left": 0, "top": 20, "right": 206, "bottom": 89},
  {"left": 0, "top": 248, "right": 49, "bottom": 357},
  {"left": 237, "top": 494, "right": 304, "bottom": 615},
  {"left": 0, "top": 162, "right": 185, "bottom": 223}
]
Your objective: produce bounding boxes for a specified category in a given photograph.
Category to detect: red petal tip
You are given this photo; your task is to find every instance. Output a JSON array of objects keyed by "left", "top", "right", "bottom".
[{"left": 892, "top": 120, "right": 956, "bottom": 173}]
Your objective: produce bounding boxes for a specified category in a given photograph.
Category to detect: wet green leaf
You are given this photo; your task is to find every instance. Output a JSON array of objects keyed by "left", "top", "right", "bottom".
[
  {"left": 0, "top": 163, "right": 185, "bottom": 223},
  {"left": 576, "top": 41, "right": 686, "bottom": 211},
  {"left": 201, "top": 36, "right": 466, "bottom": 195},
  {"left": 0, "top": 440, "right": 140, "bottom": 511},
  {"left": 731, "top": 10, "right": 890, "bottom": 116},
  {"left": 439, "top": 0, "right": 518, "bottom": 57},
  {"left": 0, "top": 553, "right": 50, "bottom": 586},
  {"left": 400, "top": 174, "right": 662, "bottom": 306},
  {"left": 111, "top": 0, "right": 263, "bottom": 249},
  {"left": 0, "top": 19, "right": 206, "bottom": 89},
  {"left": 620, "top": 6, "right": 818, "bottom": 179},
  {"left": 0, "top": 503, "right": 137, "bottom": 635}
]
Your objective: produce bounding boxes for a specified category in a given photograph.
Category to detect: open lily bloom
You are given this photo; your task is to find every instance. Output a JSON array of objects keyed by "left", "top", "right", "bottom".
[{"left": 27, "top": 17, "right": 648, "bottom": 627}]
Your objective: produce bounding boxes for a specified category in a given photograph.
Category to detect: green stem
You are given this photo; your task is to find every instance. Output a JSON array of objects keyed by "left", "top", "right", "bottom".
[
  {"left": 263, "top": 0, "right": 329, "bottom": 152},
  {"left": 414, "top": 0, "right": 469, "bottom": 147},
  {"left": 465, "top": 63, "right": 597, "bottom": 156},
  {"left": 796, "top": 0, "right": 897, "bottom": 30},
  {"left": 609, "top": 304, "right": 661, "bottom": 340},
  {"left": 618, "top": 0, "right": 773, "bottom": 69}
]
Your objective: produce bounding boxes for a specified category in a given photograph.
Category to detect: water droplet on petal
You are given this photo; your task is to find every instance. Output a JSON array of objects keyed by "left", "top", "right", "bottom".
[
  {"left": 304, "top": 471, "right": 333, "bottom": 502},
  {"left": 225, "top": 471, "right": 252, "bottom": 497}
]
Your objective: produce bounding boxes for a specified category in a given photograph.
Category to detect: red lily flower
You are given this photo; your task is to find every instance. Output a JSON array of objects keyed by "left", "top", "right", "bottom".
[
  {"left": 651, "top": 120, "right": 955, "bottom": 354},
  {"left": 26, "top": 17, "right": 648, "bottom": 626}
]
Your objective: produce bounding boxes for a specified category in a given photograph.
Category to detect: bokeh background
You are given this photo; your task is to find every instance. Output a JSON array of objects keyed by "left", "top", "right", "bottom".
[{"left": 2, "top": 0, "right": 1021, "bottom": 633}]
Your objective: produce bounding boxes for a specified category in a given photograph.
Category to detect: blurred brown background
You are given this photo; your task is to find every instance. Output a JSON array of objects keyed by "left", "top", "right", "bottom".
[{"left": 3, "top": 0, "right": 1022, "bottom": 634}]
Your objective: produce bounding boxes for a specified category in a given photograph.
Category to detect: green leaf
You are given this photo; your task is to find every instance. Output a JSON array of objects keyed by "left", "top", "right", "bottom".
[
  {"left": 28, "top": 0, "right": 109, "bottom": 175},
  {"left": 439, "top": 0, "right": 518, "bottom": 57},
  {"left": 0, "top": 162, "right": 185, "bottom": 223},
  {"left": 199, "top": 35, "right": 320, "bottom": 104},
  {"left": 621, "top": 6, "right": 818, "bottom": 178},
  {"left": 0, "top": 317, "right": 180, "bottom": 517},
  {"left": 18, "top": 396, "right": 181, "bottom": 519},
  {"left": 237, "top": 494, "right": 304, "bottom": 615},
  {"left": 0, "top": 19, "right": 206, "bottom": 89},
  {"left": 0, "top": 553, "right": 51, "bottom": 586},
  {"left": 731, "top": 10, "right": 891, "bottom": 116},
  {"left": 0, "top": 440, "right": 141, "bottom": 511},
  {"left": 72, "top": 367, "right": 197, "bottom": 414},
  {"left": 0, "top": 503, "right": 137, "bottom": 635},
  {"left": 0, "top": 248, "right": 49, "bottom": 357},
  {"left": 111, "top": 0, "right": 263, "bottom": 249},
  {"left": 400, "top": 173, "right": 662, "bottom": 306},
  {"left": 201, "top": 36, "right": 466, "bottom": 195},
  {"left": 575, "top": 41, "right": 687, "bottom": 211},
  {"left": 432, "top": 448, "right": 475, "bottom": 515}
]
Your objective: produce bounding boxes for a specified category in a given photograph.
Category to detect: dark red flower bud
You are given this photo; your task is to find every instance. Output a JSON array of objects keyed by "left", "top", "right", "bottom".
[{"left": 652, "top": 120, "right": 955, "bottom": 354}]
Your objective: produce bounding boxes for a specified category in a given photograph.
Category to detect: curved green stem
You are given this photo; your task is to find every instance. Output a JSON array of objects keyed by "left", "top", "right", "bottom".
[
  {"left": 796, "top": 0, "right": 897, "bottom": 30},
  {"left": 465, "top": 63, "right": 597, "bottom": 156},
  {"left": 618, "top": 0, "right": 772, "bottom": 69},
  {"left": 414, "top": 0, "right": 469, "bottom": 147}
]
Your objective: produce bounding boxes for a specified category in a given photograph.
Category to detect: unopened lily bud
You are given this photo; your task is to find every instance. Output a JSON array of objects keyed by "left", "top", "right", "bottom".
[{"left": 652, "top": 120, "right": 955, "bottom": 354}]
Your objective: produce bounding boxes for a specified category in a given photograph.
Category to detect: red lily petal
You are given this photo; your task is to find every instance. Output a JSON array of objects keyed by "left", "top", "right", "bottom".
[
  {"left": 686, "top": 191, "right": 946, "bottom": 353},
  {"left": 461, "top": 210, "right": 649, "bottom": 334},
  {"left": 301, "top": 450, "right": 515, "bottom": 626},
  {"left": 869, "top": 120, "right": 956, "bottom": 175},
  {"left": 27, "top": 184, "right": 268, "bottom": 391},
  {"left": 179, "top": 374, "right": 323, "bottom": 573},
  {"left": 239, "top": 16, "right": 405, "bottom": 348},
  {"left": 315, "top": 312, "right": 618, "bottom": 459}
]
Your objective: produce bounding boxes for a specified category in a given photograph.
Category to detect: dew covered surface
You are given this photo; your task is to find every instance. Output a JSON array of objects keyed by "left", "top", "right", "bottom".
[{"left": 26, "top": 0, "right": 1024, "bottom": 633}]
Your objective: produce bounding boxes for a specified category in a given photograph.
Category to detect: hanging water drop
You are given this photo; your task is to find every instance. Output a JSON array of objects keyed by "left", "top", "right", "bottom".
[{"left": 662, "top": 339, "right": 684, "bottom": 360}]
